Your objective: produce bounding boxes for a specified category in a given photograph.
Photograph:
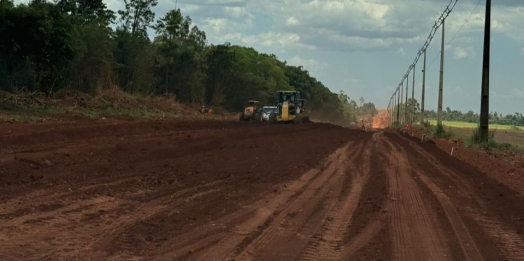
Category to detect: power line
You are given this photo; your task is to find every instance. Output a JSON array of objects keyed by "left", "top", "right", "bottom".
[
  {"left": 413, "top": 0, "right": 482, "bottom": 83},
  {"left": 391, "top": 0, "right": 459, "bottom": 101},
  {"left": 447, "top": 0, "right": 482, "bottom": 47}
]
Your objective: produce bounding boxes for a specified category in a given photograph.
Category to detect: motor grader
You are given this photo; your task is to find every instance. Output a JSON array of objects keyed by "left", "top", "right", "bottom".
[
  {"left": 297, "top": 98, "right": 310, "bottom": 122},
  {"left": 268, "top": 91, "right": 310, "bottom": 124},
  {"left": 239, "top": 100, "right": 263, "bottom": 121}
]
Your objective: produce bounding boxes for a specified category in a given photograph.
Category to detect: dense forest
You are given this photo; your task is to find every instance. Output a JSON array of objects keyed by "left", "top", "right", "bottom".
[{"left": 0, "top": 0, "right": 377, "bottom": 123}]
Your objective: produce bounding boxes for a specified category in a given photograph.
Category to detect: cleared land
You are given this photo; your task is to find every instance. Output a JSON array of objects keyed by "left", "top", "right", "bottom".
[{"left": 0, "top": 119, "right": 524, "bottom": 260}]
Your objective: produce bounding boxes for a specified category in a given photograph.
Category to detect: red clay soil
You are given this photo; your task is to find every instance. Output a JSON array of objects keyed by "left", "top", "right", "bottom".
[
  {"left": 0, "top": 120, "right": 356, "bottom": 260},
  {"left": 399, "top": 128, "right": 524, "bottom": 195},
  {"left": 432, "top": 138, "right": 524, "bottom": 195},
  {"left": 1, "top": 120, "right": 524, "bottom": 261}
]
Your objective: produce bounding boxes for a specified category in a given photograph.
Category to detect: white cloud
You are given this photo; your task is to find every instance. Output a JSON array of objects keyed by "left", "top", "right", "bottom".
[
  {"left": 398, "top": 47, "right": 406, "bottom": 57},
  {"left": 105, "top": 0, "right": 123, "bottom": 11},
  {"left": 453, "top": 46, "right": 476, "bottom": 59},
  {"left": 287, "top": 56, "right": 327, "bottom": 72},
  {"left": 286, "top": 17, "right": 300, "bottom": 26},
  {"left": 202, "top": 18, "right": 230, "bottom": 34},
  {"left": 511, "top": 88, "right": 524, "bottom": 98},
  {"left": 223, "top": 6, "right": 251, "bottom": 18},
  {"left": 328, "top": 35, "right": 392, "bottom": 49},
  {"left": 179, "top": 4, "right": 202, "bottom": 13},
  {"left": 217, "top": 31, "right": 316, "bottom": 51}
]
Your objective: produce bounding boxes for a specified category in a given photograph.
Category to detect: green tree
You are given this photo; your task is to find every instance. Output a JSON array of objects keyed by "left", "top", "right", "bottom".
[
  {"left": 0, "top": 1, "right": 79, "bottom": 94},
  {"left": 153, "top": 9, "right": 207, "bottom": 102},
  {"left": 55, "top": 0, "right": 116, "bottom": 93},
  {"left": 118, "top": 0, "right": 157, "bottom": 37},
  {"left": 56, "top": 0, "right": 115, "bottom": 25},
  {"left": 114, "top": 0, "right": 157, "bottom": 94}
]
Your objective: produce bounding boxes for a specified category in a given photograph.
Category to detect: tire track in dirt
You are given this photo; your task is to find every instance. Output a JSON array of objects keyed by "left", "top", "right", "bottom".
[
  {"left": 341, "top": 210, "right": 389, "bottom": 259},
  {"left": 0, "top": 180, "right": 226, "bottom": 261},
  {"left": 176, "top": 136, "right": 363, "bottom": 260},
  {"left": 85, "top": 181, "right": 226, "bottom": 247},
  {"left": 230, "top": 142, "right": 363, "bottom": 261},
  {"left": 296, "top": 132, "right": 378, "bottom": 261},
  {"left": 381, "top": 137, "right": 451, "bottom": 261},
  {"left": 339, "top": 132, "right": 391, "bottom": 259},
  {"left": 151, "top": 168, "right": 324, "bottom": 261},
  {"left": 213, "top": 137, "right": 369, "bottom": 261},
  {"left": 0, "top": 121, "right": 360, "bottom": 261},
  {"left": 398, "top": 134, "right": 524, "bottom": 261},
  {"left": 469, "top": 214, "right": 524, "bottom": 261},
  {"left": 155, "top": 143, "right": 363, "bottom": 260},
  {"left": 414, "top": 173, "right": 483, "bottom": 261}
]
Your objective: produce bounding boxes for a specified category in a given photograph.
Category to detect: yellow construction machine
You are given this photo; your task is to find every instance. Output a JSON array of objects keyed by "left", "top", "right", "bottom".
[
  {"left": 239, "top": 100, "right": 263, "bottom": 121},
  {"left": 297, "top": 98, "right": 310, "bottom": 122},
  {"left": 268, "top": 91, "right": 310, "bottom": 124}
]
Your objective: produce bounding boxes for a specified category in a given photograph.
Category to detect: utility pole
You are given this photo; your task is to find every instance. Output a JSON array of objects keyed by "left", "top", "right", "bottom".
[
  {"left": 479, "top": 0, "right": 491, "bottom": 142},
  {"left": 437, "top": 19, "right": 445, "bottom": 127},
  {"left": 390, "top": 96, "right": 393, "bottom": 125},
  {"left": 412, "top": 64, "right": 415, "bottom": 124},
  {"left": 393, "top": 93, "right": 396, "bottom": 124},
  {"left": 394, "top": 93, "right": 398, "bottom": 124},
  {"left": 421, "top": 49, "right": 427, "bottom": 125},
  {"left": 389, "top": 99, "right": 393, "bottom": 126},
  {"left": 405, "top": 74, "right": 409, "bottom": 124},
  {"left": 400, "top": 83, "right": 404, "bottom": 124},
  {"left": 389, "top": 99, "right": 392, "bottom": 125},
  {"left": 396, "top": 89, "right": 400, "bottom": 122}
]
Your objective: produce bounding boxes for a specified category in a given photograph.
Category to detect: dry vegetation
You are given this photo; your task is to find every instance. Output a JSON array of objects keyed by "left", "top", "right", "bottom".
[
  {"left": 445, "top": 126, "right": 524, "bottom": 148},
  {"left": 0, "top": 88, "right": 235, "bottom": 122}
]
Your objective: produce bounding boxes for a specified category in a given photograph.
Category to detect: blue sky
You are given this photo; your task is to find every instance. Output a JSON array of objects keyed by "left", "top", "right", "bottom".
[{"left": 15, "top": 0, "right": 524, "bottom": 115}]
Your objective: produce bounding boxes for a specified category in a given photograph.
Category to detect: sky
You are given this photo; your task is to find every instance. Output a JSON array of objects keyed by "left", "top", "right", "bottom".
[{"left": 14, "top": 0, "right": 524, "bottom": 115}]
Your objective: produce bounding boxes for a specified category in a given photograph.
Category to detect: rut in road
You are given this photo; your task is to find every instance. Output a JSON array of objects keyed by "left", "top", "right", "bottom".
[
  {"left": 398, "top": 134, "right": 524, "bottom": 261},
  {"left": 379, "top": 136, "right": 452, "bottom": 261},
  {"left": 142, "top": 130, "right": 524, "bottom": 261},
  {"left": 296, "top": 132, "right": 377, "bottom": 261},
  {"left": 232, "top": 134, "right": 375, "bottom": 261},
  {"left": 151, "top": 132, "right": 375, "bottom": 261},
  {"left": 158, "top": 131, "right": 480, "bottom": 261}
]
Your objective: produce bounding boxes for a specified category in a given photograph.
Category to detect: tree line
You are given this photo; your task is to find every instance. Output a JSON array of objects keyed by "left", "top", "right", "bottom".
[
  {"left": 0, "top": 0, "right": 377, "bottom": 123},
  {"left": 392, "top": 97, "right": 524, "bottom": 127},
  {"left": 424, "top": 107, "right": 524, "bottom": 127}
]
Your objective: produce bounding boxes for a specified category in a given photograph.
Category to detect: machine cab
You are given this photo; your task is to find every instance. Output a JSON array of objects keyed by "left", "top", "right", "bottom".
[
  {"left": 247, "top": 100, "right": 259, "bottom": 108},
  {"left": 275, "top": 91, "right": 300, "bottom": 104},
  {"left": 297, "top": 99, "right": 307, "bottom": 113},
  {"left": 275, "top": 91, "right": 300, "bottom": 116}
]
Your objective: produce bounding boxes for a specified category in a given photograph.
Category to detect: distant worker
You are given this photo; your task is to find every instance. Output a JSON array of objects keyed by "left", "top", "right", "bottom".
[{"left": 361, "top": 120, "right": 365, "bottom": 130}]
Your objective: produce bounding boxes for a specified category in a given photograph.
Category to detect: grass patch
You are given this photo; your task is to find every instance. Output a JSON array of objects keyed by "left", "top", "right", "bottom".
[
  {"left": 465, "top": 126, "right": 523, "bottom": 152},
  {"left": 432, "top": 123, "right": 455, "bottom": 139},
  {"left": 427, "top": 119, "right": 523, "bottom": 130},
  {"left": 414, "top": 120, "right": 455, "bottom": 139}
]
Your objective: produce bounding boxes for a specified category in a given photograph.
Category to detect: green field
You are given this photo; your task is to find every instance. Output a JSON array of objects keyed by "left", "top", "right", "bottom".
[
  {"left": 427, "top": 120, "right": 524, "bottom": 130},
  {"left": 423, "top": 119, "right": 524, "bottom": 148}
]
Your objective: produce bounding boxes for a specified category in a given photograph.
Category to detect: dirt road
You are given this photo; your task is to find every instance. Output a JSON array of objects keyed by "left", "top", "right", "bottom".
[{"left": 0, "top": 120, "right": 523, "bottom": 260}]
